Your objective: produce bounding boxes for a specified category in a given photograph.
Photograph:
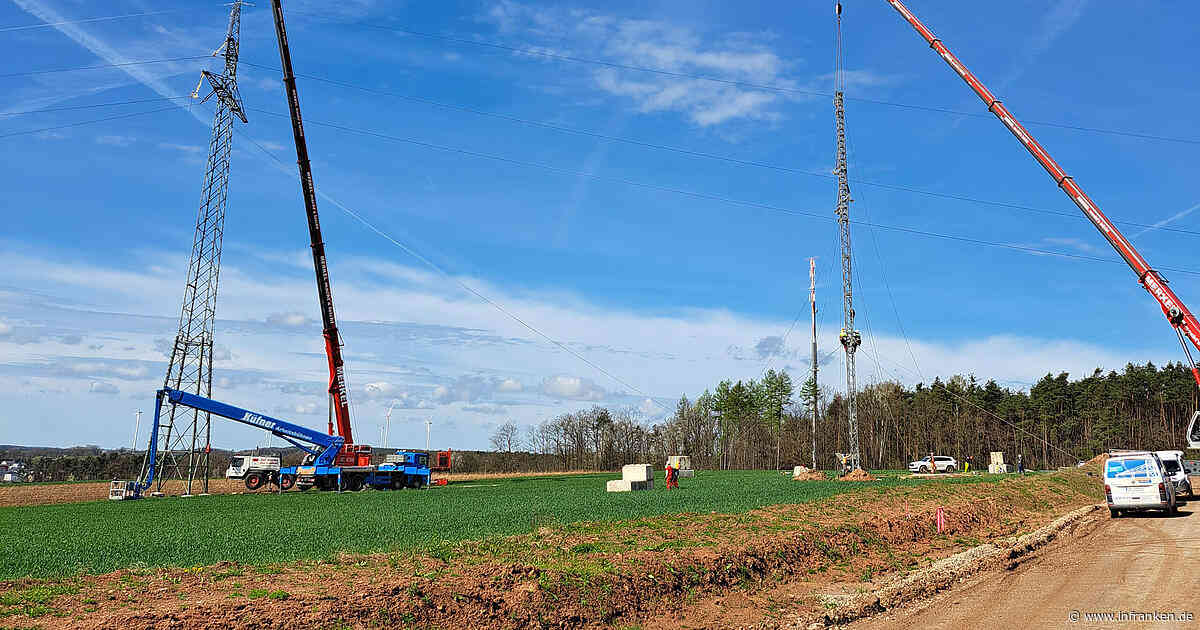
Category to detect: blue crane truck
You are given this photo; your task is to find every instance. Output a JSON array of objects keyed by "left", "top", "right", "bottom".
[{"left": 110, "top": 388, "right": 430, "bottom": 500}]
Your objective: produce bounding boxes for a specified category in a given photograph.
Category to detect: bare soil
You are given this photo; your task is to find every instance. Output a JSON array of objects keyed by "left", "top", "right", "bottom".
[
  {"left": 0, "top": 469, "right": 1101, "bottom": 629},
  {"left": 0, "top": 471, "right": 603, "bottom": 507},
  {"left": 840, "top": 468, "right": 877, "bottom": 481},
  {"left": 850, "top": 504, "right": 1200, "bottom": 629},
  {"left": 791, "top": 470, "right": 828, "bottom": 481}
]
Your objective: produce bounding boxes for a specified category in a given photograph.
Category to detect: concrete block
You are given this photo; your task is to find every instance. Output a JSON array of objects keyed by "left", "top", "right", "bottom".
[
  {"left": 988, "top": 463, "right": 1010, "bottom": 474},
  {"left": 667, "top": 456, "right": 693, "bottom": 470},
  {"left": 989, "top": 451, "right": 1005, "bottom": 466},
  {"left": 606, "top": 478, "right": 653, "bottom": 492},
  {"left": 606, "top": 479, "right": 632, "bottom": 492},
  {"left": 622, "top": 463, "right": 653, "bottom": 482},
  {"left": 677, "top": 470, "right": 695, "bottom": 478}
]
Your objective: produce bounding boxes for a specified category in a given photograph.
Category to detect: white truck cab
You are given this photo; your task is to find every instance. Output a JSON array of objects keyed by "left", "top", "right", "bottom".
[
  {"left": 1105, "top": 451, "right": 1177, "bottom": 517},
  {"left": 226, "top": 455, "right": 280, "bottom": 490}
]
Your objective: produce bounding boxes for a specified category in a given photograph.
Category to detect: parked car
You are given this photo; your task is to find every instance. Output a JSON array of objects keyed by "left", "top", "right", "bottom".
[
  {"left": 1105, "top": 451, "right": 1177, "bottom": 517},
  {"left": 908, "top": 455, "right": 958, "bottom": 473},
  {"left": 1155, "top": 450, "right": 1193, "bottom": 499}
]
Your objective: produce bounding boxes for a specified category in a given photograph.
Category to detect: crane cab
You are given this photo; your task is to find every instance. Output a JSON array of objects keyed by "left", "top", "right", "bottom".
[
  {"left": 335, "top": 444, "right": 374, "bottom": 467},
  {"left": 1187, "top": 411, "right": 1200, "bottom": 449}
]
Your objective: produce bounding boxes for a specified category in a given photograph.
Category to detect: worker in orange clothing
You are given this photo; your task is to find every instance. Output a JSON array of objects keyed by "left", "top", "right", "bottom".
[{"left": 665, "top": 464, "right": 679, "bottom": 489}]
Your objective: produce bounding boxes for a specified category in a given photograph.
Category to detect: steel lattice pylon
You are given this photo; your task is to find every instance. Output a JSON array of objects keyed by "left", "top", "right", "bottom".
[
  {"left": 834, "top": 4, "right": 862, "bottom": 472},
  {"left": 143, "top": 1, "right": 247, "bottom": 495}
]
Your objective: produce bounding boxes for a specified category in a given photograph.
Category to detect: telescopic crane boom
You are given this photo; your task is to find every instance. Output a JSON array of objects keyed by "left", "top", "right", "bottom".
[
  {"left": 884, "top": 0, "right": 1200, "bottom": 389},
  {"left": 270, "top": 0, "right": 354, "bottom": 444}
]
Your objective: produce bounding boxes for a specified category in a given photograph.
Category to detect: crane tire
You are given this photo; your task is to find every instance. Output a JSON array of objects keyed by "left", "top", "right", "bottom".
[
  {"left": 280, "top": 474, "right": 296, "bottom": 491},
  {"left": 244, "top": 473, "right": 264, "bottom": 491}
]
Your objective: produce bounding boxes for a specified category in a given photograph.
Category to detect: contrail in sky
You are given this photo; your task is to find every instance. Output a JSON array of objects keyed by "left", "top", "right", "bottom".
[
  {"left": 1133, "top": 201, "right": 1200, "bottom": 239},
  {"left": 12, "top": 0, "right": 211, "bottom": 126}
]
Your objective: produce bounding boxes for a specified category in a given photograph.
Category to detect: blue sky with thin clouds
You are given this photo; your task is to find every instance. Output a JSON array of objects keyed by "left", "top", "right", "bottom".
[{"left": 2, "top": 0, "right": 1199, "bottom": 450}]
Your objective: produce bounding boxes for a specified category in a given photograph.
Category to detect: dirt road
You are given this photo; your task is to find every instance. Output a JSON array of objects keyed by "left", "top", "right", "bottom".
[{"left": 855, "top": 508, "right": 1200, "bottom": 629}]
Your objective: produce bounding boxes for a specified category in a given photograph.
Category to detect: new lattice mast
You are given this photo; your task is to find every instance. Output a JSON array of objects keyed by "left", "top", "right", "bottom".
[
  {"left": 833, "top": 2, "right": 862, "bottom": 472},
  {"left": 144, "top": 1, "right": 248, "bottom": 495}
]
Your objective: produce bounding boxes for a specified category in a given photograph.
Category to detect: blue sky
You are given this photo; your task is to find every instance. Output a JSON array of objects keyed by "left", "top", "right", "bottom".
[{"left": 2, "top": 0, "right": 1199, "bottom": 450}]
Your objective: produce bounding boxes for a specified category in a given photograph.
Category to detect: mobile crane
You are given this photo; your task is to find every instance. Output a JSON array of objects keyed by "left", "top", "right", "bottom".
[
  {"left": 269, "top": 0, "right": 373, "bottom": 467},
  {"left": 110, "top": 388, "right": 430, "bottom": 499},
  {"left": 881, "top": 1, "right": 1200, "bottom": 447}
]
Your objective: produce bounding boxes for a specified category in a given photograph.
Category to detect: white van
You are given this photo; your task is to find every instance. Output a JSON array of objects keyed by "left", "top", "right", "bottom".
[
  {"left": 1155, "top": 450, "right": 1193, "bottom": 498},
  {"left": 1105, "top": 451, "right": 1177, "bottom": 517}
]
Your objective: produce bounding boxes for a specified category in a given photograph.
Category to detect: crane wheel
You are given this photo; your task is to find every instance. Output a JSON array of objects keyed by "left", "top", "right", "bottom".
[
  {"left": 279, "top": 474, "right": 296, "bottom": 491},
  {"left": 244, "top": 473, "right": 264, "bottom": 491}
]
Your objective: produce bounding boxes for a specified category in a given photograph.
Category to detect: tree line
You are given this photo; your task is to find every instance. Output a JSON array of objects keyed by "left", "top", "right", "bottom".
[
  {"left": 9, "top": 361, "right": 1197, "bottom": 481},
  {"left": 497, "top": 362, "right": 1199, "bottom": 471}
]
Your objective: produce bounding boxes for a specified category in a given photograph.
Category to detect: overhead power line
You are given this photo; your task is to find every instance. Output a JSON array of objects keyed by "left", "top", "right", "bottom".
[
  {"left": 0, "top": 56, "right": 211, "bottom": 79},
  {"left": 0, "top": 7, "right": 206, "bottom": 33},
  {"left": 239, "top": 60, "right": 1200, "bottom": 239},
  {"left": 232, "top": 126, "right": 671, "bottom": 412},
  {"left": 280, "top": 16, "right": 1200, "bottom": 146},
  {"left": 243, "top": 106, "right": 1200, "bottom": 278},
  {"left": 0, "top": 105, "right": 179, "bottom": 139},
  {"left": 0, "top": 96, "right": 190, "bottom": 117}
]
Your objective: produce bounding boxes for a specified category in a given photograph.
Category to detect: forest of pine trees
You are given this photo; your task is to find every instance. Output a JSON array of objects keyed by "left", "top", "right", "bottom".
[{"left": 517, "top": 362, "right": 1199, "bottom": 471}]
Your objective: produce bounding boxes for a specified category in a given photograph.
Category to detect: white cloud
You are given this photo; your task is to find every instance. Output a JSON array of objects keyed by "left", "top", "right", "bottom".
[
  {"left": 0, "top": 321, "right": 10, "bottom": 337},
  {"left": 266, "top": 312, "right": 312, "bottom": 327},
  {"left": 88, "top": 381, "right": 119, "bottom": 395},
  {"left": 158, "top": 143, "right": 205, "bottom": 154},
  {"left": 540, "top": 374, "right": 606, "bottom": 401},
  {"left": 432, "top": 375, "right": 525, "bottom": 404},
  {"left": 282, "top": 402, "right": 319, "bottom": 415},
  {"left": 462, "top": 404, "right": 506, "bottom": 415},
  {"left": 480, "top": 2, "right": 794, "bottom": 126},
  {"left": 0, "top": 245, "right": 1179, "bottom": 450},
  {"left": 1042, "top": 237, "right": 1102, "bottom": 254},
  {"left": 95, "top": 135, "right": 135, "bottom": 147}
]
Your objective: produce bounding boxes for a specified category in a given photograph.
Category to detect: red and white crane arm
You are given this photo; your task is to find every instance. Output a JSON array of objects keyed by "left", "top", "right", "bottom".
[{"left": 884, "top": 0, "right": 1200, "bottom": 386}]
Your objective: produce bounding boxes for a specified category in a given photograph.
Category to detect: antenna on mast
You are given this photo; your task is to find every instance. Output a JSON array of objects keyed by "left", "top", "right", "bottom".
[
  {"left": 834, "top": 2, "right": 862, "bottom": 472},
  {"left": 809, "top": 257, "right": 819, "bottom": 471}
]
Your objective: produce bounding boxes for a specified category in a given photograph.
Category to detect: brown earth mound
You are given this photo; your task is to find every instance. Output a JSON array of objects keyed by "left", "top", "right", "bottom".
[
  {"left": 792, "top": 470, "right": 828, "bottom": 481},
  {"left": 841, "top": 468, "right": 878, "bottom": 481},
  {"left": 1084, "top": 453, "right": 1109, "bottom": 466}
]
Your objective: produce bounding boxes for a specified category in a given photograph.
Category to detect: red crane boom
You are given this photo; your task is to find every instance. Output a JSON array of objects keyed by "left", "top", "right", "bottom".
[
  {"left": 884, "top": 0, "right": 1200, "bottom": 387},
  {"left": 270, "top": 0, "right": 356, "bottom": 446}
]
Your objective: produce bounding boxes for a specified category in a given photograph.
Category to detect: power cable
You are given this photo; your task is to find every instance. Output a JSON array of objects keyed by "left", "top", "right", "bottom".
[
  {"left": 279, "top": 16, "right": 1200, "bottom": 146},
  {"left": 243, "top": 106, "right": 1200, "bottom": 277},
  {"left": 238, "top": 60, "right": 1200, "bottom": 239},
  {"left": 0, "top": 96, "right": 190, "bottom": 117},
  {"left": 0, "top": 56, "right": 211, "bottom": 79},
  {"left": 0, "top": 7, "right": 206, "bottom": 33},
  {"left": 231, "top": 126, "right": 671, "bottom": 412},
  {"left": 0, "top": 104, "right": 179, "bottom": 139}
]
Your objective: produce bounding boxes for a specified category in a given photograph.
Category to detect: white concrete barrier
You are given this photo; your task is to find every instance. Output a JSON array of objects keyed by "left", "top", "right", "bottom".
[{"left": 622, "top": 464, "right": 653, "bottom": 482}]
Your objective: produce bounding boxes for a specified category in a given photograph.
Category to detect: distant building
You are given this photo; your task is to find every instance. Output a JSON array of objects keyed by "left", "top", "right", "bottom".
[{"left": 0, "top": 460, "right": 28, "bottom": 483}]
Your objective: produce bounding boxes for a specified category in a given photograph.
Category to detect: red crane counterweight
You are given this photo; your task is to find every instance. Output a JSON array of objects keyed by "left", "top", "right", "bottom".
[{"left": 884, "top": 0, "right": 1200, "bottom": 388}]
